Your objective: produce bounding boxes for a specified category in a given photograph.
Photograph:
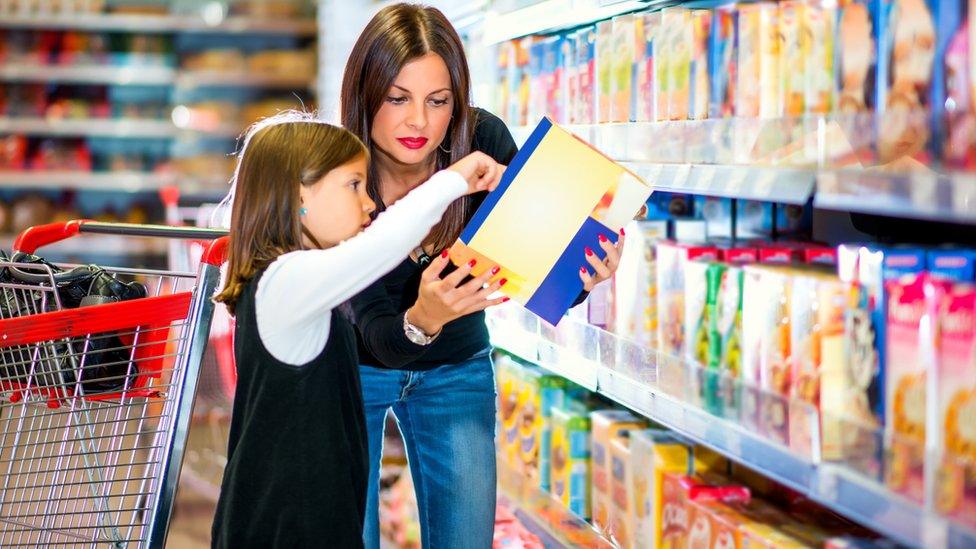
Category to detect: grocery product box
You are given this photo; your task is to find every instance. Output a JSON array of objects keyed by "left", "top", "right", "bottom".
[
  {"left": 551, "top": 403, "right": 592, "bottom": 518},
  {"left": 685, "top": 258, "right": 715, "bottom": 368},
  {"left": 659, "top": 472, "right": 751, "bottom": 547},
  {"left": 608, "top": 433, "right": 634, "bottom": 548},
  {"left": 596, "top": 20, "right": 615, "bottom": 123},
  {"left": 736, "top": 2, "right": 780, "bottom": 118},
  {"left": 805, "top": 2, "right": 838, "bottom": 113},
  {"left": 653, "top": 10, "right": 672, "bottom": 121},
  {"left": 611, "top": 220, "right": 668, "bottom": 348},
  {"left": 779, "top": 1, "right": 809, "bottom": 116},
  {"left": 836, "top": 0, "right": 880, "bottom": 113},
  {"left": 884, "top": 272, "right": 930, "bottom": 502},
  {"left": 690, "top": 10, "right": 713, "bottom": 120},
  {"left": 528, "top": 38, "right": 547, "bottom": 125},
  {"left": 660, "top": 7, "right": 694, "bottom": 120},
  {"left": 701, "top": 262, "right": 729, "bottom": 416},
  {"left": 576, "top": 26, "right": 598, "bottom": 124},
  {"left": 561, "top": 33, "right": 577, "bottom": 125},
  {"left": 928, "top": 248, "right": 976, "bottom": 281},
  {"left": 941, "top": 1, "right": 975, "bottom": 168},
  {"left": 709, "top": 4, "right": 738, "bottom": 118},
  {"left": 688, "top": 499, "right": 751, "bottom": 548},
  {"left": 657, "top": 241, "right": 720, "bottom": 357},
  {"left": 590, "top": 410, "right": 647, "bottom": 534},
  {"left": 496, "top": 356, "right": 526, "bottom": 467},
  {"left": 630, "top": 429, "right": 691, "bottom": 549},
  {"left": 637, "top": 12, "right": 662, "bottom": 122},
  {"left": 523, "top": 367, "right": 568, "bottom": 491},
  {"left": 610, "top": 14, "right": 640, "bottom": 123},
  {"left": 932, "top": 281, "right": 976, "bottom": 527},
  {"left": 710, "top": 261, "right": 751, "bottom": 418}
]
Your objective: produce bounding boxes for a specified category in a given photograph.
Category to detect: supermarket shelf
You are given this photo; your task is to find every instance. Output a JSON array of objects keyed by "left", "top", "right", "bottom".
[
  {"left": 0, "top": 117, "right": 242, "bottom": 140},
  {"left": 0, "top": 64, "right": 176, "bottom": 86},
  {"left": 483, "top": 0, "right": 649, "bottom": 44},
  {"left": 0, "top": 14, "right": 317, "bottom": 35},
  {"left": 175, "top": 71, "right": 315, "bottom": 90},
  {"left": 622, "top": 162, "right": 816, "bottom": 205},
  {"left": 0, "top": 171, "right": 228, "bottom": 195},
  {"left": 487, "top": 307, "right": 976, "bottom": 549},
  {"left": 0, "top": 234, "right": 168, "bottom": 256}
]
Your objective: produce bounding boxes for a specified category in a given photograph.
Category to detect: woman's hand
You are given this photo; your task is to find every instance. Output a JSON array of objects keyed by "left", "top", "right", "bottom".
[
  {"left": 406, "top": 250, "right": 508, "bottom": 336},
  {"left": 579, "top": 228, "right": 626, "bottom": 292},
  {"left": 448, "top": 151, "right": 505, "bottom": 195}
]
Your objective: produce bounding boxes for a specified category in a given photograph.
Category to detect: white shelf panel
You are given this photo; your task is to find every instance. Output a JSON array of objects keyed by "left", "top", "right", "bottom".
[
  {"left": 0, "top": 117, "right": 243, "bottom": 140},
  {"left": 482, "top": 0, "right": 648, "bottom": 44},
  {"left": 0, "top": 171, "right": 228, "bottom": 195},
  {"left": 0, "top": 64, "right": 176, "bottom": 86},
  {"left": 0, "top": 14, "right": 317, "bottom": 35},
  {"left": 0, "top": 234, "right": 167, "bottom": 257},
  {"left": 174, "top": 71, "right": 315, "bottom": 90},
  {"left": 487, "top": 306, "right": 976, "bottom": 548}
]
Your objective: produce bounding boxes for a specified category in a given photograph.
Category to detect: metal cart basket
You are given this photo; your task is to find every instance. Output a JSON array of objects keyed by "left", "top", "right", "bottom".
[{"left": 0, "top": 220, "right": 228, "bottom": 548}]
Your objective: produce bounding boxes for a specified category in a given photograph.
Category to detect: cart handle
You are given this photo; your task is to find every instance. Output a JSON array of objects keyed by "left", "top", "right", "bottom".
[{"left": 14, "top": 220, "right": 230, "bottom": 255}]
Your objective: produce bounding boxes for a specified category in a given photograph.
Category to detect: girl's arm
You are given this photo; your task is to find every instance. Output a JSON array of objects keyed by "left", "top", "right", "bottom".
[{"left": 255, "top": 170, "right": 467, "bottom": 365}]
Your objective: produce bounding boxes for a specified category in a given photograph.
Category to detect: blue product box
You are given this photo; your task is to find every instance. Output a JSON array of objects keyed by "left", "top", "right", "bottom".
[
  {"left": 709, "top": 5, "right": 737, "bottom": 118},
  {"left": 928, "top": 248, "right": 976, "bottom": 281}
]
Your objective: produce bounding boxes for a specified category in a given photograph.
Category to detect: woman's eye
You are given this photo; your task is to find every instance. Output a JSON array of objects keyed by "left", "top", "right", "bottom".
[
  {"left": 386, "top": 96, "right": 408, "bottom": 105},
  {"left": 429, "top": 98, "right": 450, "bottom": 107}
]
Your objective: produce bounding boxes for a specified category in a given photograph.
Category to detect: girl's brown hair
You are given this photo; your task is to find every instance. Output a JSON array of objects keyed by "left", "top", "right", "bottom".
[
  {"left": 340, "top": 2, "right": 474, "bottom": 253},
  {"left": 214, "top": 112, "right": 367, "bottom": 315}
]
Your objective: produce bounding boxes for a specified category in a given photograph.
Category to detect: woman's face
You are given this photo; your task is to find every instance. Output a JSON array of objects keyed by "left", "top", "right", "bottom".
[
  {"left": 370, "top": 52, "right": 454, "bottom": 169},
  {"left": 300, "top": 154, "right": 375, "bottom": 248}
]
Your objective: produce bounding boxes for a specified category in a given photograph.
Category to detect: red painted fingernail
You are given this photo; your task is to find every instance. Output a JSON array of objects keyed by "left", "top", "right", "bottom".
[
  {"left": 441, "top": 250, "right": 449, "bottom": 258},
  {"left": 502, "top": 297, "right": 510, "bottom": 302},
  {"left": 580, "top": 266, "right": 587, "bottom": 274},
  {"left": 500, "top": 278, "right": 508, "bottom": 286},
  {"left": 491, "top": 266, "right": 500, "bottom": 275},
  {"left": 468, "top": 259, "right": 477, "bottom": 268},
  {"left": 598, "top": 234, "right": 608, "bottom": 243},
  {"left": 585, "top": 247, "right": 594, "bottom": 257},
  {"left": 620, "top": 227, "right": 626, "bottom": 236}
]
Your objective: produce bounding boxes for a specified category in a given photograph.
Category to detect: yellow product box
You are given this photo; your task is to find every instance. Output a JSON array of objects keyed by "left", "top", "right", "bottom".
[
  {"left": 665, "top": 7, "right": 693, "bottom": 120},
  {"left": 684, "top": 259, "right": 714, "bottom": 384},
  {"left": 608, "top": 434, "right": 635, "bottom": 549},
  {"left": 596, "top": 19, "right": 615, "bottom": 123},
  {"left": 610, "top": 14, "right": 642, "bottom": 123},
  {"left": 551, "top": 403, "right": 593, "bottom": 519},
  {"left": 660, "top": 473, "right": 751, "bottom": 548},
  {"left": 805, "top": 3, "right": 837, "bottom": 113},
  {"left": 690, "top": 9, "right": 713, "bottom": 120},
  {"left": 630, "top": 429, "right": 691, "bottom": 549},
  {"left": 736, "top": 2, "right": 780, "bottom": 118},
  {"left": 496, "top": 356, "right": 526, "bottom": 467},
  {"left": 688, "top": 499, "right": 750, "bottom": 549},
  {"left": 590, "top": 410, "right": 647, "bottom": 535},
  {"left": 517, "top": 366, "right": 568, "bottom": 490}
]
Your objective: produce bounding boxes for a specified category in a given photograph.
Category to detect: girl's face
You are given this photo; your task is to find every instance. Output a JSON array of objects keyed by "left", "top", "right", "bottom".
[
  {"left": 300, "top": 154, "right": 375, "bottom": 248},
  {"left": 370, "top": 53, "right": 454, "bottom": 170}
]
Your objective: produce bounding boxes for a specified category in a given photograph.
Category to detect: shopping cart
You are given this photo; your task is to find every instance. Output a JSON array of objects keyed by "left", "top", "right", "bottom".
[{"left": 0, "top": 220, "right": 229, "bottom": 548}]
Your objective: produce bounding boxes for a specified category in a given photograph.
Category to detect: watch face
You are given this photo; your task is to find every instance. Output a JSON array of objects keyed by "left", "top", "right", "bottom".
[{"left": 406, "top": 327, "right": 430, "bottom": 346}]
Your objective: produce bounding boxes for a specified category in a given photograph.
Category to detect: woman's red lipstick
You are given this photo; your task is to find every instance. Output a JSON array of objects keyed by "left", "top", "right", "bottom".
[{"left": 397, "top": 137, "right": 428, "bottom": 150}]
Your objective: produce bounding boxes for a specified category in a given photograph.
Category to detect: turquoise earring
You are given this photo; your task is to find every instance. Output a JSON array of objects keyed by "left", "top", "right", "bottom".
[{"left": 299, "top": 207, "right": 307, "bottom": 217}]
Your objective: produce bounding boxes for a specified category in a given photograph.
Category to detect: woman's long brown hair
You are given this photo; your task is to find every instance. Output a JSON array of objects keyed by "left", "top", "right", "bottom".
[
  {"left": 214, "top": 113, "right": 367, "bottom": 315},
  {"left": 340, "top": 3, "right": 475, "bottom": 253}
]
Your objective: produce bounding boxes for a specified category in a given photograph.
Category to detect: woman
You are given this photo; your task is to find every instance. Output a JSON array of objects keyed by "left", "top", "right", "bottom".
[{"left": 341, "top": 5, "right": 623, "bottom": 548}]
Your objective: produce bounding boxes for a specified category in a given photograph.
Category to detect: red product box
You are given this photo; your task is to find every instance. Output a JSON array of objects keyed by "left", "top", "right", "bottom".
[
  {"left": 719, "top": 246, "right": 759, "bottom": 264},
  {"left": 758, "top": 245, "right": 799, "bottom": 264}
]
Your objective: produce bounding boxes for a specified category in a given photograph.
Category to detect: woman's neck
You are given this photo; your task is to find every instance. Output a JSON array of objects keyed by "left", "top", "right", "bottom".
[{"left": 374, "top": 149, "right": 437, "bottom": 205}]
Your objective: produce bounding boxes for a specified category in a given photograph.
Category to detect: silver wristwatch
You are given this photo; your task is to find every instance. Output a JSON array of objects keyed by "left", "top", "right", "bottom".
[{"left": 403, "top": 312, "right": 439, "bottom": 346}]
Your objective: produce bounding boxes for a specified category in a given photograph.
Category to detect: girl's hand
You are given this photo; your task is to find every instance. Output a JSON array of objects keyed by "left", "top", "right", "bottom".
[
  {"left": 579, "top": 228, "right": 626, "bottom": 292},
  {"left": 448, "top": 151, "right": 505, "bottom": 195},
  {"left": 406, "top": 250, "right": 508, "bottom": 336}
]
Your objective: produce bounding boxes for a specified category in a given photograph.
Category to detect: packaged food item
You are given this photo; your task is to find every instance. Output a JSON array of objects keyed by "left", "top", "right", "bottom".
[
  {"left": 884, "top": 272, "right": 931, "bottom": 502},
  {"left": 511, "top": 37, "right": 534, "bottom": 126},
  {"left": 702, "top": 262, "right": 729, "bottom": 415},
  {"left": 608, "top": 433, "right": 635, "bottom": 548},
  {"left": 657, "top": 241, "right": 720, "bottom": 357},
  {"left": 654, "top": 10, "right": 673, "bottom": 121},
  {"left": 779, "top": 1, "right": 809, "bottom": 116},
  {"left": 685, "top": 258, "right": 715, "bottom": 368},
  {"left": 497, "top": 40, "right": 516, "bottom": 124},
  {"left": 758, "top": 244, "right": 799, "bottom": 264},
  {"left": 806, "top": 2, "right": 838, "bottom": 113},
  {"left": 590, "top": 410, "right": 647, "bottom": 534},
  {"left": 690, "top": 10, "right": 713, "bottom": 120},
  {"left": 941, "top": 16, "right": 975, "bottom": 169},
  {"left": 610, "top": 14, "right": 638, "bottom": 123},
  {"left": 0, "top": 135, "right": 28, "bottom": 170},
  {"left": 932, "top": 281, "right": 976, "bottom": 527},
  {"left": 710, "top": 258, "right": 753, "bottom": 418},
  {"left": 637, "top": 12, "right": 662, "bottom": 122},
  {"left": 802, "top": 245, "right": 838, "bottom": 266},
  {"left": 664, "top": 7, "right": 694, "bottom": 120},
  {"left": 611, "top": 220, "right": 668, "bottom": 347},
  {"left": 597, "top": 20, "right": 615, "bottom": 123},
  {"left": 928, "top": 248, "right": 976, "bottom": 281},
  {"left": 736, "top": 2, "right": 781, "bottom": 118},
  {"left": 496, "top": 356, "right": 525, "bottom": 466},
  {"left": 660, "top": 473, "right": 750, "bottom": 548},
  {"left": 687, "top": 499, "right": 750, "bottom": 549},
  {"left": 836, "top": 0, "right": 880, "bottom": 113},
  {"left": 557, "top": 34, "right": 574, "bottom": 125},
  {"left": 527, "top": 39, "right": 547, "bottom": 124},
  {"left": 630, "top": 429, "right": 691, "bottom": 549},
  {"left": 519, "top": 367, "right": 568, "bottom": 489},
  {"left": 576, "top": 26, "right": 598, "bottom": 124},
  {"left": 551, "top": 403, "right": 592, "bottom": 518},
  {"left": 709, "top": 5, "right": 738, "bottom": 118}
]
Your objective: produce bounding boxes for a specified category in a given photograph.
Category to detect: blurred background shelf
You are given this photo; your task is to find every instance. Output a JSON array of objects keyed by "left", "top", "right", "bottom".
[
  {"left": 0, "top": 117, "right": 243, "bottom": 139},
  {"left": 0, "top": 64, "right": 178, "bottom": 86},
  {"left": 174, "top": 71, "right": 316, "bottom": 90},
  {"left": 0, "top": 171, "right": 228, "bottom": 195},
  {"left": 482, "top": 0, "right": 648, "bottom": 45},
  {"left": 0, "top": 14, "right": 317, "bottom": 35}
]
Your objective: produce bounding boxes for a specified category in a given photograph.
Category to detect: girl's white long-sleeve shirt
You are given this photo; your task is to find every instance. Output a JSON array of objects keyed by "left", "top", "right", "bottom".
[{"left": 255, "top": 170, "right": 467, "bottom": 365}]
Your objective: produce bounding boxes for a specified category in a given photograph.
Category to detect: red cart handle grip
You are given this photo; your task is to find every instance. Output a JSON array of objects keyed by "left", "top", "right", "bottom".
[
  {"left": 203, "top": 236, "right": 230, "bottom": 266},
  {"left": 14, "top": 220, "right": 90, "bottom": 254}
]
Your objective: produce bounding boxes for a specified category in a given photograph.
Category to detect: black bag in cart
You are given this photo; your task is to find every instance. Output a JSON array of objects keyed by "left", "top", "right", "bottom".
[{"left": 0, "top": 250, "right": 147, "bottom": 394}]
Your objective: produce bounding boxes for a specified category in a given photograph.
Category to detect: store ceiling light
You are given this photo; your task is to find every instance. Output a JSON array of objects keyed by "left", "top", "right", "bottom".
[{"left": 202, "top": 2, "right": 227, "bottom": 27}]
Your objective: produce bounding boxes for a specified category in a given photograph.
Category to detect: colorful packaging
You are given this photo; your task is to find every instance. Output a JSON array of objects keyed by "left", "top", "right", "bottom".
[
  {"left": 511, "top": 37, "right": 534, "bottom": 126},
  {"left": 685, "top": 258, "right": 716, "bottom": 368},
  {"left": 942, "top": 17, "right": 975, "bottom": 169},
  {"left": 590, "top": 410, "right": 647, "bottom": 535},
  {"left": 928, "top": 248, "right": 976, "bottom": 281},
  {"left": 690, "top": 10, "right": 714, "bottom": 120},
  {"left": 688, "top": 499, "right": 749, "bottom": 549},
  {"left": 518, "top": 366, "right": 568, "bottom": 489},
  {"left": 638, "top": 12, "right": 662, "bottom": 122},
  {"left": 662, "top": 7, "right": 694, "bottom": 120},
  {"left": 660, "top": 473, "right": 751, "bottom": 548},
  {"left": 758, "top": 245, "right": 800, "bottom": 264},
  {"left": 597, "top": 19, "right": 615, "bottom": 123},
  {"left": 611, "top": 220, "right": 668, "bottom": 347},
  {"left": 702, "top": 262, "right": 728, "bottom": 415},
  {"left": 932, "top": 282, "right": 976, "bottom": 528},
  {"left": 806, "top": 2, "right": 838, "bottom": 113},
  {"left": 562, "top": 33, "right": 578, "bottom": 125},
  {"left": 802, "top": 245, "right": 838, "bottom": 266},
  {"left": 544, "top": 35, "right": 566, "bottom": 124},
  {"left": 610, "top": 14, "right": 640, "bottom": 123},
  {"left": 497, "top": 40, "right": 515, "bottom": 125},
  {"left": 884, "top": 272, "right": 931, "bottom": 502},
  {"left": 780, "top": 1, "right": 809, "bottom": 116},
  {"left": 527, "top": 39, "right": 548, "bottom": 124},
  {"left": 551, "top": 404, "right": 592, "bottom": 518},
  {"left": 931, "top": 0, "right": 966, "bottom": 163},
  {"left": 630, "top": 429, "right": 691, "bottom": 549},
  {"left": 609, "top": 434, "right": 635, "bottom": 548},
  {"left": 712, "top": 262, "right": 749, "bottom": 417},
  {"left": 657, "top": 242, "right": 720, "bottom": 357},
  {"left": 654, "top": 10, "right": 673, "bottom": 120},
  {"left": 709, "top": 5, "right": 738, "bottom": 118},
  {"left": 698, "top": 196, "right": 735, "bottom": 239},
  {"left": 736, "top": 2, "right": 781, "bottom": 118},
  {"left": 497, "top": 356, "right": 525, "bottom": 466},
  {"left": 836, "top": 0, "right": 880, "bottom": 113},
  {"left": 576, "top": 26, "right": 598, "bottom": 124}
]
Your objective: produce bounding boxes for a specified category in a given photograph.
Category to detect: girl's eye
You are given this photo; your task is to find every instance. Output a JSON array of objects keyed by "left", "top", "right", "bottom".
[
  {"left": 350, "top": 180, "right": 361, "bottom": 190},
  {"left": 429, "top": 98, "right": 450, "bottom": 107},
  {"left": 386, "top": 96, "right": 408, "bottom": 105}
]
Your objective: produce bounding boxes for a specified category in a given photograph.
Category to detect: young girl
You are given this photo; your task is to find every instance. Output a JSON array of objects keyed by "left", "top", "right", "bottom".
[{"left": 210, "top": 111, "right": 505, "bottom": 548}]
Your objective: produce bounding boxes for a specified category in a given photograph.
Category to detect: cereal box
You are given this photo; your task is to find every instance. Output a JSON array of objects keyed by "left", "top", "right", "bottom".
[
  {"left": 736, "top": 2, "right": 780, "bottom": 118},
  {"left": 836, "top": 0, "right": 880, "bottom": 113},
  {"left": 928, "top": 248, "right": 976, "bottom": 282},
  {"left": 561, "top": 33, "right": 577, "bottom": 125},
  {"left": 932, "top": 281, "right": 976, "bottom": 527},
  {"left": 609, "top": 434, "right": 635, "bottom": 548},
  {"left": 510, "top": 37, "right": 535, "bottom": 126},
  {"left": 687, "top": 500, "right": 749, "bottom": 549},
  {"left": 779, "top": 1, "right": 809, "bottom": 116},
  {"left": 712, "top": 262, "right": 750, "bottom": 417},
  {"left": 661, "top": 7, "right": 694, "bottom": 120},
  {"left": 709, "top": 4, "right": 738, "bottom": 118},
  {"left": 657, "top": 241, "right": 720, "bottom": 357},
  {"left": 527, "top": 38, "right": 547, "bottom": 124},
  {"left": 496, "top": 356, "right": 525, "bottom": 466},
  {"left": 690, "top": 10, "right": 713, "bottom": 120},
  {"left": 637, "top": 12, "right": 662, "bottom": 122},
  {"left": 884, "top": 272, "right": 931, "bottom": 502},
  {"left": 630, "top": 429, "right": 691, "bottom": 549},
  {"left": 576, "top": 26, "right": 598, "bottom": 124},
  {"left": 686, "top": 258, "right": 716, "bottom": 368},
  {"left": 596, "top": 19, "right": 615, "bottom": 123},
  {"left": 611, "top": 220, "right": 668, "bottom": 348},
  {"left": 551, "top": 403, "right": 592, "bottom": 518},
  {"left": 591, "top": 410, "right": 647, "bottom": 534},
  {"left": 543, "top": 35, "right": 566, "bottom": 124},
  {"left": 942, "top": 16, "right": 975, "bottom": 169},
  {"left": 654, "top": 10, "right": 673, "bottom": 120},
  {"left": 930, "top": 0, "right": 965, "bottom": 162},
  {"left": 610, "top": 14, "right": 641, "bottom": 123},
  {"left": 806, "top": 2, "right": 838, "bottom": 113},
  {"left": 660, "top": 473, "right": 751, "bottom": 548},
  {"left": 518, "top": 366, "right": 568, "bottom": 489},
  {"left": 703, "top": 262, "right": 728, "bottom": 415},
  {"left": 496, "top": 40, "right": 515, "bottom": 125}
]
